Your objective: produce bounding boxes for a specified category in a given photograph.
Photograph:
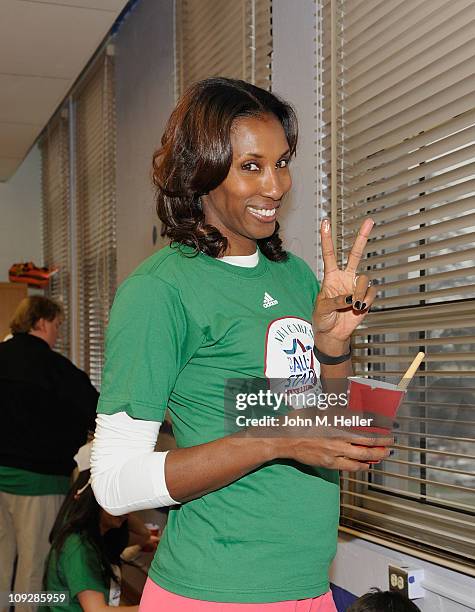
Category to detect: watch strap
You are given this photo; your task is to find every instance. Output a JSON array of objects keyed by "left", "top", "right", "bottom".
[{"left": 313, "top": 344, "right": 352, "bottom": 365}]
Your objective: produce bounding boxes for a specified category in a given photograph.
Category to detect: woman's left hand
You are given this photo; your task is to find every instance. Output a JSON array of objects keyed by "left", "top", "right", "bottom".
[{"left": 313, "top": 217, "right": 378, "bottom": 351}]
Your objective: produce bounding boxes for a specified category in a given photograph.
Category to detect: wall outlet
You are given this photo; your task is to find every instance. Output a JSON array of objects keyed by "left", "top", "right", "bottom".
[{"left": 389, "top": 565, "right": 425, "bottom": 599}]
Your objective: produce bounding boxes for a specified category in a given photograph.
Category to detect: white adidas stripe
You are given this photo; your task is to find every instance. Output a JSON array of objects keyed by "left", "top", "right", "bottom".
[{"left": 263, "top": 292, "right": 278, "bottom": 308}]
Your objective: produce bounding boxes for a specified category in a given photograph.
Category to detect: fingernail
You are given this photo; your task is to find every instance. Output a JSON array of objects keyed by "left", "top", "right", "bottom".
[
  {"left": 361, "top": 302, "right": 367, "bottom": 310},
  {"left": 354, "top": 300, "right": 361, "bottom": 310},
  {"left": 345, "top": 295, "right": 353, "bottom": 304},
  {"left": 322, "top": 219, "right": 330, "bottom": 232}
]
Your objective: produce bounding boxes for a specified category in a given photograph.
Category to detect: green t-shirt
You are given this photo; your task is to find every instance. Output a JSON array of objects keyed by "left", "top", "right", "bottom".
[
  {"left": 0, "top": 465, "right": 70, "bottom": 496},
  {"left": 98, "top": 244, "right": 340, "bottom": 603},
  {"left": 41, "top": 533, "right": 118, "bottom": 611}
]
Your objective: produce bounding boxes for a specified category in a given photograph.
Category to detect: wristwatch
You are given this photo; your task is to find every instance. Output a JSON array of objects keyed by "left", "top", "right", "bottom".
[{"left": 313, "top": 344, "right": 352, "bottom": 365}]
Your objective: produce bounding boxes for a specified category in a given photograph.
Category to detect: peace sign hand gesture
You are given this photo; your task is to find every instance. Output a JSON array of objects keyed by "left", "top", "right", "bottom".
[{"left": 313, "top": 218, "right": 378, "bottom": 352}]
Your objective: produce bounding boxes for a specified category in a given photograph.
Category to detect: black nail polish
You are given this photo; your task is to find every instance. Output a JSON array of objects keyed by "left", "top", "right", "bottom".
[
  {"left": 345, "top": 295, "right": 353, "bottom": 304},
  {"left": 361, "top": 302, "right": 367, "bottom": 310},
  {"left": 354, "top": 300, "right": 361, "bottom": 309}
]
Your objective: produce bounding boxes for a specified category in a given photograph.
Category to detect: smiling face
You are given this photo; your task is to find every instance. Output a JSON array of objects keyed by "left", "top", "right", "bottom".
[{"left": 201, "top": 113, "right": 292, "bottom": 255}]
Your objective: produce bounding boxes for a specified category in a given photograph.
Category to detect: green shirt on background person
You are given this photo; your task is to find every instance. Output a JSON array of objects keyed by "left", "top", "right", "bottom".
[
  {"left": 41, "top": 533, "right": 120, "bottom": 611},
  {"left": 0, "top": 466, "right": 70, "bottom": 496}
]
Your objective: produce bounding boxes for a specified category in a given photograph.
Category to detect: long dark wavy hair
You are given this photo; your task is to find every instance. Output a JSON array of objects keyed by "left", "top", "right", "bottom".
[
  {"left": 152, "top": 77, "right": 298, "bottom": 261},
  {"left": 44, "top": 470, "right": 128, "bottom": 588}
]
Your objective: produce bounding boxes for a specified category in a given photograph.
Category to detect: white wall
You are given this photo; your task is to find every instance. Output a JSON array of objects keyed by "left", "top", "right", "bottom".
[
  {"left": 0, "top": 145, "right": 42, "bottom": 282},
  {"left": 272, "top": 0, "right": 322, "bottom": 278},
  {"left": 114, "top": 0, "right": 175, "bottom": 284}
]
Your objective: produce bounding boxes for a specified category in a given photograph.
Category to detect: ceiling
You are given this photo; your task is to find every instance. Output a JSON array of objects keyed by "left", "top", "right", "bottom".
[{"left": 0, "top": 0, "right": 130, "bottom": 182}]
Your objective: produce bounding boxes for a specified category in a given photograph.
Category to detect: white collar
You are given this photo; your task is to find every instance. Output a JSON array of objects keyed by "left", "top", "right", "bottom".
[{"left": 220, "top": 251, "right": 259, "bottom": 268}]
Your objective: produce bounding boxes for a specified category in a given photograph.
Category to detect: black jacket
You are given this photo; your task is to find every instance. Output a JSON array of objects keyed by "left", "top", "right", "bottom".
[{"left": 0, "top": 334, "right": 98, "bottom": 476}]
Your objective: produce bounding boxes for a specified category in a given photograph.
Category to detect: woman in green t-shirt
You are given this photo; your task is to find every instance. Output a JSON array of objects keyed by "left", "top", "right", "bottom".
[
  {"left": 42, "top": 470, "right": 148, "bottom": 612},
  {"left": 92, "top": 77, "right": 393, "bottom": 610}
]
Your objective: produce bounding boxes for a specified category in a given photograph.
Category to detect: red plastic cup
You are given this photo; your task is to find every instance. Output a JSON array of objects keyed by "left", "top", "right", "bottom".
[
  {"left": 143, "top": 523, "right": 160, "bottom": 552},
  {"left": 347, "top": 376, "right": 405, "bottom": 463}
]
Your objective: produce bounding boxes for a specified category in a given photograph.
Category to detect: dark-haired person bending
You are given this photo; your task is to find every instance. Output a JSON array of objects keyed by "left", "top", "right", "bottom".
[
  {"left": 347, "top": 589, "right": 421, "bottom": 612},
  {"left": 41, "top": 470, "right": 144, "bottom": 612},
  {"left": 0, "top": 297, "right": 98, "bottom": 610},
  {"left": 91, "top": 78, "right": 391, "bottom": 610}
]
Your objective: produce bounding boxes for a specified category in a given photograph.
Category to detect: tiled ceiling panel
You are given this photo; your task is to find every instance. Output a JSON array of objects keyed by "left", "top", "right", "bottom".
[
  {"left": 24, "top": 0, "right": 126, "bottom": 10},
  {"left": 0, "top": 0, "right": 129, "bottom": 181},
  {"left": 0, "top": 122, "right": 41, "bottom": 158},
  {"left": 0, "top": 157, "right": 24, "bottom": 179},
  {"left": 0, "top": 74, "right": 69, "bottom": 124},
  {"left": 0, "top": 1, "right": 120, "bottom": 77}
]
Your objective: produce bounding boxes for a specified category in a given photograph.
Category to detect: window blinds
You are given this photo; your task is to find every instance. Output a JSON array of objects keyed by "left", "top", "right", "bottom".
[
  {"left": 75, "top": 52, "right": 117, "bottom": 388},
  {"left": 321, "top": 0, "right": 475, "bottom": 570},
  {"left": 40, "top": 113, "right": 71, "bottom": 359},
  {"left": 176, "top": 0, "right": 272, "bottom": 96}
]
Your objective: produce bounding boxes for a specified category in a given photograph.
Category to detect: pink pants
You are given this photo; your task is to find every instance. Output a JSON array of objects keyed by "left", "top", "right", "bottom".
[{"left": 139, "top": 578, "right": 337, "bottom": 611}]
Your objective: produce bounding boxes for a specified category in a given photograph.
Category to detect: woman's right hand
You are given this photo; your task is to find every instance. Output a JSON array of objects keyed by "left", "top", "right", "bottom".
[
  {"left": 272, "top": 432, "right": 393, "bottom": 471},
  {"left": 248, "top": 406, "right": 393, "bottom": 471}
]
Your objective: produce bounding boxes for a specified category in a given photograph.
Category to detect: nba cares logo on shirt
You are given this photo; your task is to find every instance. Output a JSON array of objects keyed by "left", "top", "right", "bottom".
[
  {"left": 262, "top": 292, "right": 278, "bottom": 308},
  {"left": 264, "top": 317, "right": 320, "bottom": 388}
]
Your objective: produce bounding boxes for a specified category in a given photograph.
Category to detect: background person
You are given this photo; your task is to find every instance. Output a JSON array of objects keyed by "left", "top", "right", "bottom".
[
  {"left": 41, "top": 469, "right": 157, "bottom": 612},
  {"left": 0, "top": 296, "right": 98, "bottom": 611},
  {"left": 91, "top": 77, "right": 392, "bottom": 611},
  {"left": 346, "top": 588, "right": 421, "bottom": 612}
]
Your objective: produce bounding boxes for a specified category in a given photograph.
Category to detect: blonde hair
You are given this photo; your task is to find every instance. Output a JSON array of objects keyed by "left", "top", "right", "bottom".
[{"left": 10, "top": 296, "right": 63, "bottom": 334}]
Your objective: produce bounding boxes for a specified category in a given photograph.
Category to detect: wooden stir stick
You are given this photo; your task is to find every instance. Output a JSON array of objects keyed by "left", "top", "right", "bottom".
[{"left": 398, "top": 352, "right": 425, "bottom": 390}]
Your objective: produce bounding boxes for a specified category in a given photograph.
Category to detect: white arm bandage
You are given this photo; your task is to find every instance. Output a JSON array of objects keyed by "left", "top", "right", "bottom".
[{"left": 90, "top": 411, "right": 178, "bottom": 515}]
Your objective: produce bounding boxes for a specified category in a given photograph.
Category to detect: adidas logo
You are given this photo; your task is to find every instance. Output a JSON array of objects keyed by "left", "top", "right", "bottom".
[{"left": 262, "top": 292, "right": 278, "bottom": 308}]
